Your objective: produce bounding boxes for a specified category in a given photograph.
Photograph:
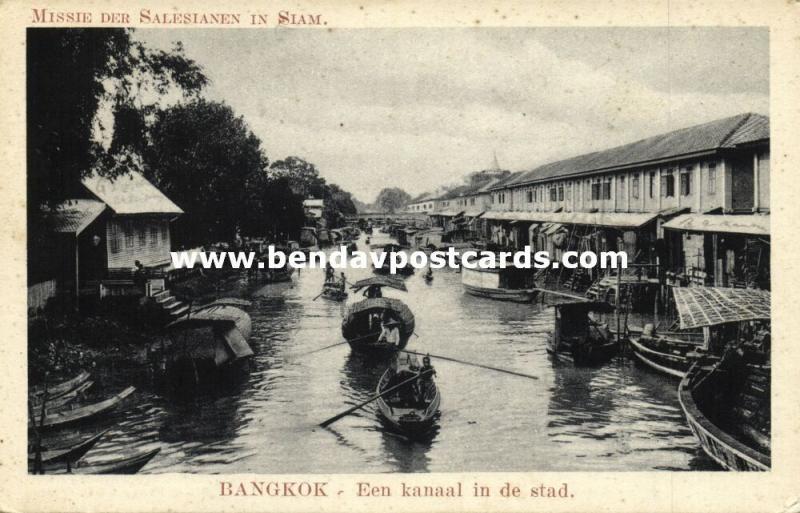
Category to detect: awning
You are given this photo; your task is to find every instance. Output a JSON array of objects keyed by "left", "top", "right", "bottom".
[
  {"left": 662, "top": 214, "right": 769, "bottom": 236},
  {"left": 673, "top": 286, "right": 770, "bottom": 329},
  {"left": 482, "top": 210, "right": 658, "bottom": 228},
  {"left": 44, "top": 199, "right": 107, "bottom": 235}
]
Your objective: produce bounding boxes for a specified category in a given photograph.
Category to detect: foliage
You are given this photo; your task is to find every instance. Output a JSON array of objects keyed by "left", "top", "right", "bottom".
[{"left": 374, "top": 187, "right": 412, "bottom": 213}]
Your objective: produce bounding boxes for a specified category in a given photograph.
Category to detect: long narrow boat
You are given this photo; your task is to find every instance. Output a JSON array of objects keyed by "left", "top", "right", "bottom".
[
  {"left": 30, "top": 386, "right": 136, "bottom": 430},
  {"left": 628, "top": 327, "right": 705, "bottom": 378},
  {"left": 342, "top": 277, "right": 415, "bottom": 356},
  {"left": 376, "top": 354, "right": 440, "bottom": 438},
  {"left": 679, "top": 355, "right": 770, "bottom": 471},
  {"left": 44, "top": 448, "right": 161, "bottom": 475},
  {"left": 461, "top": 266, "right": 536, "bottom": 303},
  {"left": 31, "top": 381, "right": 94, "bottom": 411},
  {"left": 30, "top": 371, "right": 91, "bottom": 401},
  {"left": 28, "top": 429, "right": 108, "bottom": 470},
  {"left": 320, "top": 282, "right": 347, "bottom": 302},
  {"left": 546, "top": 301, "right": 618, "bottom": 366},
  {"left": 671, "top": 286, "right": 771, "bottom": 471}
]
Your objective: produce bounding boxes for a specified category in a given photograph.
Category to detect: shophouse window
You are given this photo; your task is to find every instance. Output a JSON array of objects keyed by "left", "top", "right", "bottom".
[
  {"left": 557, "top": 185, "right": 564, "bottom": 201},
  {"left": 632, "top": 174, "right": 640, "bottom": 199},
  {"left": 707, "top": 163, "right": 717, "bottom": 195},
  {"left": 661, "top": 170, "right": 675, "bottom": 198},
  {"left": 550, "top": 187, "right": 557, "bottom": 202},
  {"left": 109, "top": 223, "right": 120, "bottom": 254},
  {"left": 602, "top": 179, "right": 611, "bottom": 200},
  {"left": 680, "top": 167, "right": 692, "bottom": 196},
  {"left": 649, "top": 171, "right": 656, "bottom": 198},
  {"left": 125, "top": 222, "right": 134, "bottom": 249},
  {"left": 591, "top": 180, "right": 601, "bottom": 200}
]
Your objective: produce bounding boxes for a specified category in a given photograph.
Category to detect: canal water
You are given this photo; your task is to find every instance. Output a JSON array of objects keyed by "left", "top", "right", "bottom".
[{"left": 78, "top": 233, "right": 717, "bottom": 473}]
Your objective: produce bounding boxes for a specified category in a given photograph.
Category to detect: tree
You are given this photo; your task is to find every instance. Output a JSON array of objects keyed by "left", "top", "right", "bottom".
[
  {"left": 27, "top": 28, "right": 206, "bottom": 280},
  {"left": 142, "top": 100, "right": 269, "bottom": 246},
  {"left": 323, "top": 183, "right": 358, "bottom": 228},
  {"left": 374, "top": 187, "right": 412, "bottom": 213},
  {"left": 269, "top": 157, "right": 326, "bottom": 198}
]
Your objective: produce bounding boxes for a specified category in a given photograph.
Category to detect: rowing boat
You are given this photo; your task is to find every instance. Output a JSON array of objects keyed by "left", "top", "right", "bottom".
[
  {"left": 376, "top": 354, "right": 440, "bottom": 438},
  {"left": 546, "top": 301, "right": 618, "bottom": 366},
  {"left": 321, "top": 282, "right": 347, "bottom": 302},
  {"left": 30, "top": 386, "right": 136, "bottom": 430},
  {"left": 461, "top": 266, "right": 537, "bottom": 303},
  {"left": 44, "top": 448, "right": 161, "bottom": 474},
  {"left": 28, "top": 429, "right": 108, "bottom": 471},
  {"left": 30, "top": 371, "right": 91, "bottom": 401},
  {"left": 31, "top": 381, "right": 94, "bottom": 411}
]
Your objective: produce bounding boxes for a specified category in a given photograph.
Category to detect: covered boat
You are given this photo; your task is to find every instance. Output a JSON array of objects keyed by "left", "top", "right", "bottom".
[
  {"left": 461, "top": 264, "right": 536, "bottom": 302},
  {"left": 546, "top": 301, "right": 618, "bottom": 366},
  {"left": 373, "top": 243, "right": 414, "bottom": 276},
  {"left": 672, "top": 286, "right": 771, "bottom": 471},
  {"left": 164, "top": 299, "right": 254, "bottom": 377},
  {"left": 342, "top": 277, "right": 415, "bottom": 356},
  {"left": 376, "top": 353, "right": 440, "bottom": 438}
]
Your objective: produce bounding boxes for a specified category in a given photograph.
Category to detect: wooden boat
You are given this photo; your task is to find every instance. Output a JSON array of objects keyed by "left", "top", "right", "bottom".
[
  {"left": 461, "top": 265, "right": 536, "bottom": 303},
  {"left": 165, "top": 300, "right": 253, "bottom": 370},
  {"left": 28, "top": 429, "right": 108, "bottom": 470},
  {"left": 30, "top": 387, "right": 136, "bottom": 430},
  {"left": 679, "top": 354, "right": 770, "bottom": 471},
  {"left": 36, "top": 381, "right": 95, "bottom": 412},
  {"left": 376, "top": 354, "right": 440, "bottom": 438},
  {"left": 628, "top": 325, "right": 705, "bottom": 378},
  {"left": 546, "top": 301, "right": 618, "bottom": 366},
  {"left": 671, "top": 286, "right": 771, "bottom": 471},
  {"left": 30, "top": 371, "right": 91, "bottom": 402},
  {"left": 43, "top": 448, "right": 161, "bottom": 474},
  {"left": 342, "top": 277, "right": 414, "bottom": 356},
  {"left": 321, "top": 282, "right": 347, "bottom": 302},
  {"left": 373, "top": 244, "right": 414, "bottom": 276}
]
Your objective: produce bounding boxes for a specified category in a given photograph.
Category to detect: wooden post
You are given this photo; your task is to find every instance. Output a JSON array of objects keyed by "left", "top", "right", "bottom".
[
  {"left": 753, "top": 152, "right": 760, "bottom": 212},
  {"left": 616, "top": 268, "right": 621, "bottom": 345},
  {"left": 74, "top": 236, "right": 80, "bottom": 312}
]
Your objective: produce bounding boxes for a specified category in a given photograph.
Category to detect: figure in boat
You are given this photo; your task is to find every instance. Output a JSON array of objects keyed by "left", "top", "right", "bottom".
[
  {"left": 341, "top": 276, "right": 415, "bottom": 356},
  {"left": 546, "top": 301, "right": 617, "bottom": 366},
  {"left": 376, "top": 353, "right": 441, "bottom": 438}
]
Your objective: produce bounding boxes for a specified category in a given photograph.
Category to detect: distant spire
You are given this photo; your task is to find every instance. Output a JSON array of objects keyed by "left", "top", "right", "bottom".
[{"left": 491, "top": 150, "right": 501, "bottom": 171}]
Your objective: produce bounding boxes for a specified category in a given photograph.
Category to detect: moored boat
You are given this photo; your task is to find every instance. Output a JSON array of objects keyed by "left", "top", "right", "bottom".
[
  {"left": 28, "top": 429, "right": 108, "bottom": 471},
  {"left": 164, "top": 300, "right": 254, "bottom": 383},
  {"left": 546, "top": 301, "right": 618, "bottom": 366},
  {"left": 43, "top": 448, "right": 161, "bottom": 475},
  {"left": 31, "top": 380, "right": 94, "bottom": 411},
  {"left": 671, "top": 286, "right": 771, "bottom": 471},
  {"left": 341, "top": 277, "right": 415, "bottom": 356},
  {"left": 376, "top": 353, "right": 440, "bottom": 438},
  {"left": 30, "top": 386, "right": 136, "bottom": 430},
  {"left": 628, "top": 325, "right": 705, "bottom": 378},
  {"left": 461, "top": 265, "right": 536, "bottom": 303},
  {"left": 30, "top": 371, "right": 91, "bottom": 402}
]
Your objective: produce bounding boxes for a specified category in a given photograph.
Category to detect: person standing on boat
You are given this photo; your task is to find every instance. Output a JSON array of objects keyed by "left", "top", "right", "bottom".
[
  {"left": 378, "top": 316, "right": 401, "bottom": 348},
  {"left": 324, "top": 262, "right": 334, "bottom": 283},
  {"left": 339, "top": 272, "right": 347, "bottom": 293},
  {"left": 364, "top": 284, "right": 382, "bottom": 298}
]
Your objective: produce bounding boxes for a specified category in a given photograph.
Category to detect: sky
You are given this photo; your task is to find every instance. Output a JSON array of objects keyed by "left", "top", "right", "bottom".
[{"left": 136, "top": 27, "right": 768, "bottom": 203}]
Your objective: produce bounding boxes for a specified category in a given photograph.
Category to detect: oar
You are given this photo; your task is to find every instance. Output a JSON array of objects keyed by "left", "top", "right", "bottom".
[
  {"left": 530, "top": 287, "right": 589, "bottom": 302},
  {"left": 400, "top": 349, "right": 539, "bottom": 381},
  {"left": 320, "top": 368, "right": 434, "bottom": 428},
  {"left": 289, "top": 331, "right": 383, "bottom": 358}
]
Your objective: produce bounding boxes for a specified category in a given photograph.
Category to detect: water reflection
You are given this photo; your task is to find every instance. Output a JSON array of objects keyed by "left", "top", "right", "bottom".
[{"left": 76, "top": 233, "right": 714, "bottom": 473}]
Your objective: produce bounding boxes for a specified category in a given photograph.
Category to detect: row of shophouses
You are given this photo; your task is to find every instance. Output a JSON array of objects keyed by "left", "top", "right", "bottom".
[{"left": 406, "top": 112, "right": 770, "bottom": 290}]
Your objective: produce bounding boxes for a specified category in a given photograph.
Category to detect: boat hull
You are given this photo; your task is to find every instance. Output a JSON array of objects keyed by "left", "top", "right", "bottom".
[
  {"left": 342, "top": 298, "right": 415, "bottom": 356},
  {"left": 376, "top": 368, "right": 440, "bottom": 439},
  {"left": 546, "top": 333, "right": 619, "bottom": 366},
  {"left": 628, "top": 335, "right": 700, "bottom": 379},
  {"left": 463, "top": 283, "right": 536, "bottom": 303},
  {"left": 678, "top": 360, "right": 770, "bottom": 471}
]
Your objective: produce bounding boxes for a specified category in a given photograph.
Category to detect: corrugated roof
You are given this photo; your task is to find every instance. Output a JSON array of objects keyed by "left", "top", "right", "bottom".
[
  {"left": 483, "top": 210, "right": 658, "bottom": 228},
  {"left": 673, "top": 286, "right": 770, "bottom": 329},
  {"left": 508, "top": 113, "right": 768, "bottom": 187},
  {"left": 44, "top": 199, "right": 107, "bottom": 235},
  {"left": 82, "top": 171, "right": 183, "bottom": 216},
  {"left": 663, "top": 214, "right": 770, "bottom": 236}
]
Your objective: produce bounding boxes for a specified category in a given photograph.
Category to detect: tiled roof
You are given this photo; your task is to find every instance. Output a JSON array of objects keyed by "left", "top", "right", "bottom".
[
  {"left": 509, "top": 113, "right": 769, "bottom": 187},
  {"left": 45, "top": 199, "right": 107, "bottom": 234},
  {"left": 83, "top": 171, "right": 183, "bottom": 215}
]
